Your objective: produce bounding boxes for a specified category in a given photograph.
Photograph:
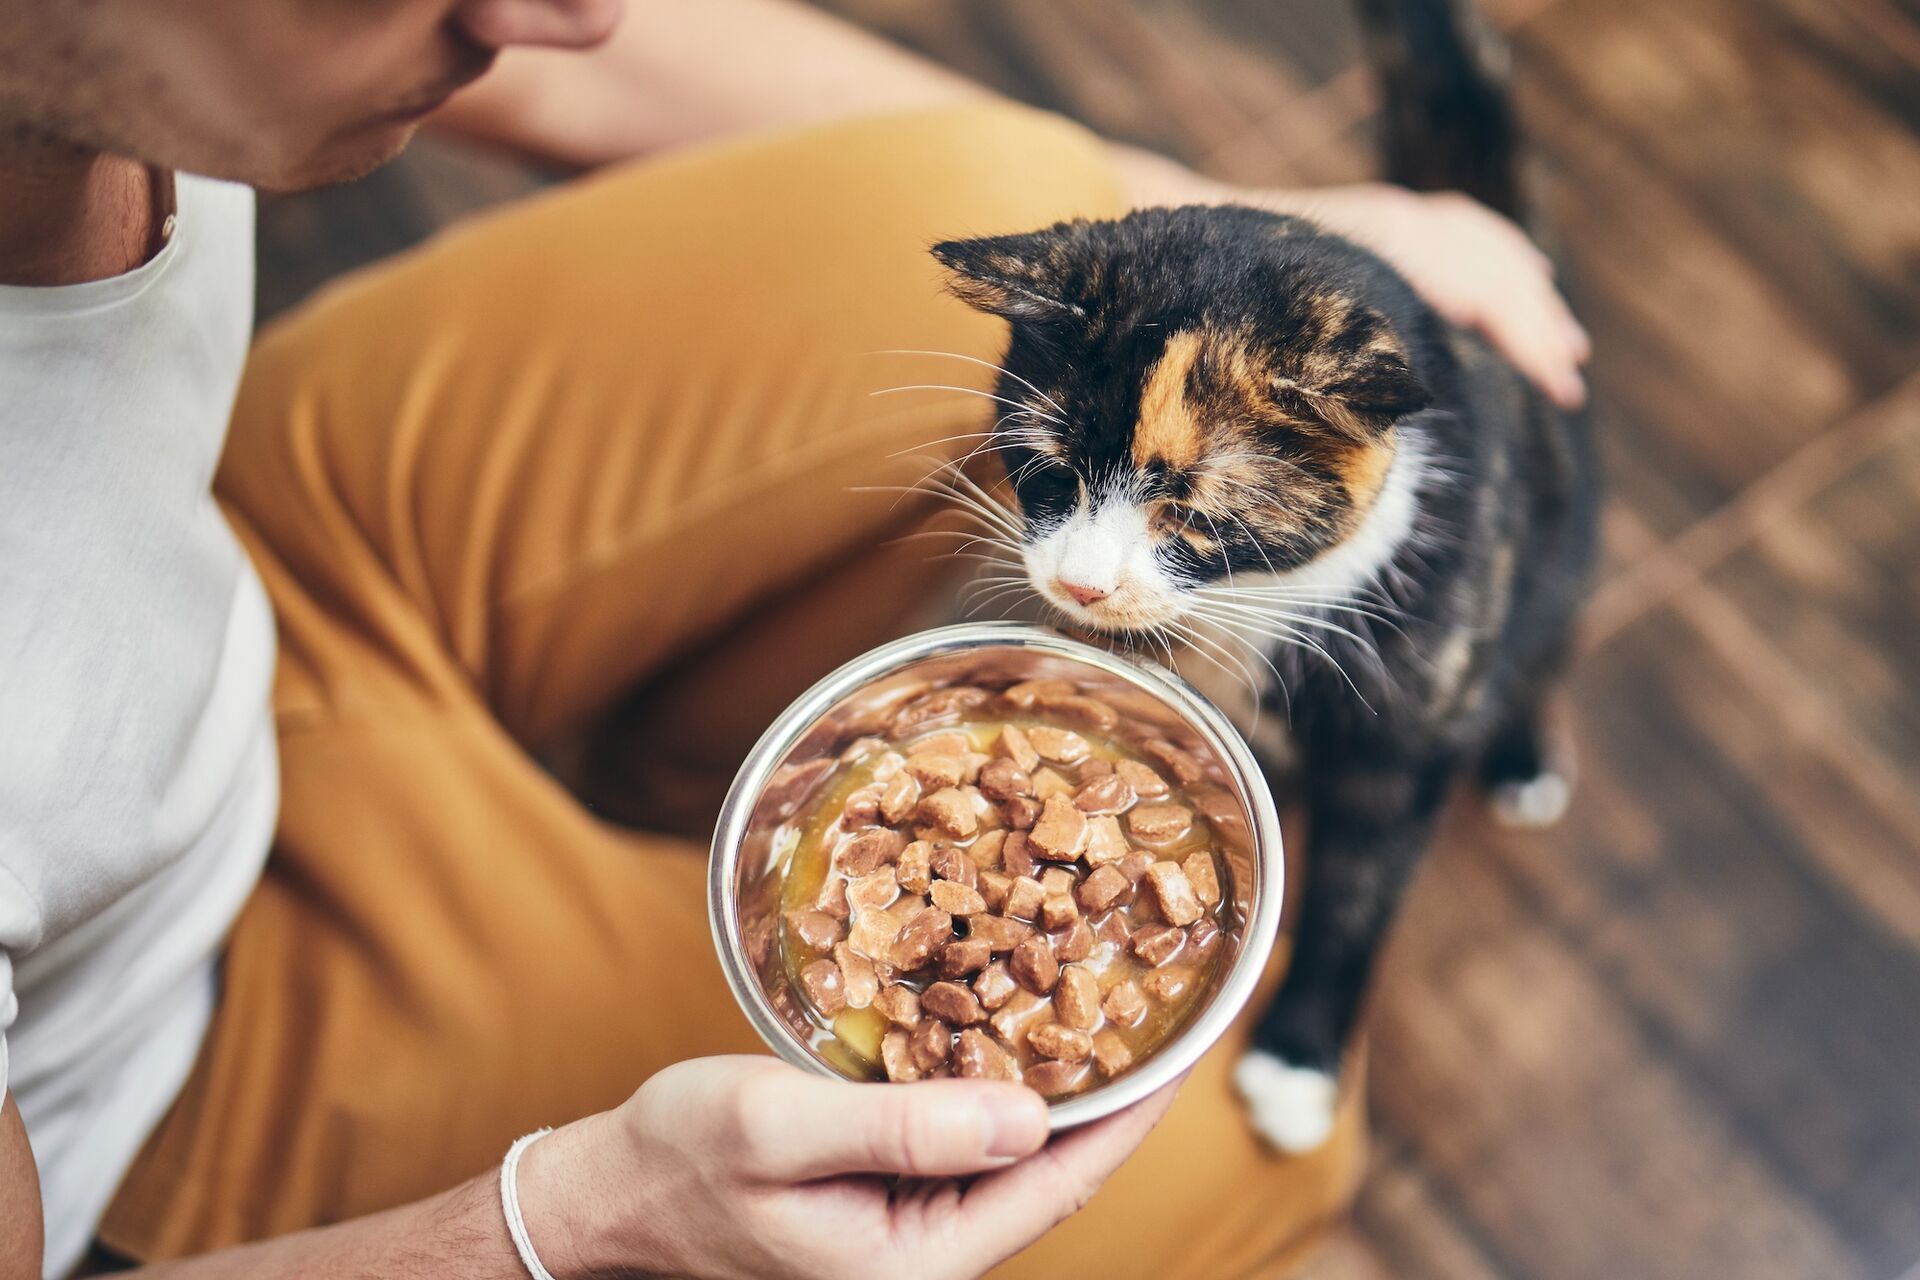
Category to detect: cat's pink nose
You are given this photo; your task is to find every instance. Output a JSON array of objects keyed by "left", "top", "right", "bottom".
[{"left": 1056, "top": 578, "right": 1110, "bottom": 607}]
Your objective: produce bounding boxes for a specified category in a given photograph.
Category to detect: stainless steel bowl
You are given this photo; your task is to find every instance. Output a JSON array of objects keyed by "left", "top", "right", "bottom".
[{"left": 707, "top": 621, "right": 1283, "bottom": 1129}]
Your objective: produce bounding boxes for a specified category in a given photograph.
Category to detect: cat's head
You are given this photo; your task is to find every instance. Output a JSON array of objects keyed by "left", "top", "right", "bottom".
[{"left": 933, "top": 206, "right": 1433, "bottom": 636}]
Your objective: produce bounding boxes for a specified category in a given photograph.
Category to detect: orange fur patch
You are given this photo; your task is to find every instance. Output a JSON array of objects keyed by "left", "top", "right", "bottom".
[
  {"left": 1333, "top": 430, "right": 1398, "bottom": 507},
  {"left": 1131, "top": 330, "right": 1205, "bottom": 471}
]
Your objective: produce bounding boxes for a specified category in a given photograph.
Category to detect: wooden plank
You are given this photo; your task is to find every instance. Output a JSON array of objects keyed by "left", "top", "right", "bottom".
[
  {"left": 1368, "top": 815, "right": 1872, "bottom": 1279},
  {"left": 1520, "top": 0, "right": 1920, "bottom": 395},
  {"left": 1712, "top": 424, "right": 1920, "bottom": 773}
]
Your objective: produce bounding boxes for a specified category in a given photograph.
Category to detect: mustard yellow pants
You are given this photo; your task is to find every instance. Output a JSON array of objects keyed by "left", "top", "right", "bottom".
[{"left": 101, "top": 104, "right": 1364, "bottom": 1278}]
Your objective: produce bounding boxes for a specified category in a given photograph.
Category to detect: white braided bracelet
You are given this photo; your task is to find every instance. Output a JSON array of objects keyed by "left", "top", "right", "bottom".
[{"left": 499, "top": 1128, "right": 558, "bottom": 1280}]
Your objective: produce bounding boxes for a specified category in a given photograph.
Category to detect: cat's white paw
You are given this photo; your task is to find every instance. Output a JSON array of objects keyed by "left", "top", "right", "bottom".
[
  {"left": 1489, "top": 770, "right": 1572, "bottom": 829},
  {"left": 1234, "top": 1051, "right": 1338, "bottom": 1154}
]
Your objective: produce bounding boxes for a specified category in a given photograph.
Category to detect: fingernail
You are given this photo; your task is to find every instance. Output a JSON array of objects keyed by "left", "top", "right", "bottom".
[{"left": 982, "top": 1093, "right": 1046, "bottom": 1158}]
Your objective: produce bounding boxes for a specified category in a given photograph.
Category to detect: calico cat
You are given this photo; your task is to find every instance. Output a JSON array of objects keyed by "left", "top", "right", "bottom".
[{"left": 930, "top": 0, "right": 1598, "bottom": 1152}]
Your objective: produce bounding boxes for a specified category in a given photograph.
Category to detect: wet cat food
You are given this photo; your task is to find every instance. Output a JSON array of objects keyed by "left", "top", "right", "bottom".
[{"left": 777, "top": 680, "right": 1235, "bottom": 1099}]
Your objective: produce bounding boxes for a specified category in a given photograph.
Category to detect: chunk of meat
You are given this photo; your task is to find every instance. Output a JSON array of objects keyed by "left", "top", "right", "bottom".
[
  {"left": 954, "top": 1027, "right": 1021, "bottom": 1081},
  {"left": 918, "top": 787, "right": 978, "bottom": 838},
  {"left": 930, "top": 879, "right": 987, "bottom": 916},
  {"left": 1144, "top": 861, "right": 1204, "bottom": 927},
  {"left": 845, "top": 867, "right": 899, "bottom": 915},
  {"left": 879, "top": 771, "right": 922, "bottom": 825},
  {"left": 1115, "top": 759, "right": 1169, "bottom": 798},
  {"left": 1126, "top": 803, "right": 1192, "bottom": 843},
  {"left": 1053, "top": 917, "right": 1095, "bottom": 964},
  {"left": 988, "top": 989, "right": 1046, "bottom": 1042},
  {"left": 996, "top": 723, "right": 1041, "bottom": 772},
  {"left": 1130, "top": 923, "right": 1186, "bottom": 968},
  {"left": 1003, "top": 876, "right": 1046, "bottom": 922},
  {"left": 1002, "top": 828, "right": 1037, "bottom": 876},
  {"left": 1077, "top": 864, "right": 1131, "bottom": 915},
  {"left": 1102, "top": 980, "right": 1148, "bottom": 1027},
  {"left": 815, "top": 875, "right": 850, "bottom": 920},
  {"left": 909, "top": 730, "right": 972, "bottom": 757},
  {"left": 1091, "top": 1030, "right": 1135, "bottom": 1077},
  {"left": 1001, "top": 678, "right": 1078, "bottom": 710},
  {"left": 929, "top": 845, "right": 979, "bottom": 888},
  {"left": 977, "top": 758, "right": 1032, "bottom": 802},
  {"left": 1011, "top": 933, "right": 1061, "bottom": 995},
  {"left": 1028, "top": 1023, "right": 1094, "bottom": 1062},
  {"left": 1024, "top": 1057, "right": 1091, "bottom": 1096},
  {"left": 1004, "top": 796, "right": 1043, "bottom": 831},
  {"left": 841, "top": 787, "right": 882, "bottom": 826},
  {"left": 800, "top": 959, "right": 846, "bottom": 1016},
  {"left": 784, "top": 909, "right": 843, "bottom": 953},
  {"left": 1143, "top": 738, "right": 1205, "bottom": 785},
  {"left": 1074, "top": 773, "right": 1134, "bottom": 814},
  {"left": 904, "top": 753, "right": 966, "bottom": 790},
  {"left": 833, "top": 945, "right": 880, "bottom": 1008},
  {"left": 891, "top": 686, "right": 990, "bottom": 736},
  {"left": 894, "top": 841, "right": 933, "bottom": 894},
  {"left": 1093, "top": 909, "right": 1132, "bottom": 948},
  {"left": 889, "top": 907, "right": 954, "bottom": 970},
  {"left": 1053, "top": 965, "right": 1101, "bottom": 1030},
  {"left": 876, "top": 984, "right": 922, "bottom": 1027},
  {"left": 847, "top": 903, "right": 901, "bottom": 959},
  {"left": 1142, "top": 967, "right": 1193, "bottom": 1003},
  {"left": 1028, "top": 795, "right": 1088, "bottom": 861},
  {"left": 978, "top": 870, "right": 1012, "bottom": 912},
  {"left": 910, "top": 1018, "right": 952, "bottom": 1071},
  {"left": 1029, "top": 768, "right": 1075, "bottom": 801},
  {"left": 1040, "top": 894, "right": 1079, "bottom": 931},
  {"left": 1027, "top": 726, "right": 1091, "bottom": 764},
  {"left": 1182, "top": 850, "right": 1223, "bottom": 907},
  {"left": 968, "top": 913, "right": 1035, "bottom": 954},
  {"left": 1083, "top": 815, "right": 1130, "bottom": 867},
  {"left": 973, "top": 960, "right": 1019, "bottom": 1010},
  {"left": 1037, "top": 693, "right": 1120, "bottom": 733},
  {"left": 838, "top": 828, "right": 905, "bottom": 876},
  {"left": 937, "top": 935, "right": 992, "bottom": 978},
  {"left": 921, "top": 980, "right": 987, "bottom": 1026},
  {"left": 881, "top": 1030, "right": 921, "bottom": 1082},
  {"left": 969, "top": 829, "right": 1007, "bottom": 871}
]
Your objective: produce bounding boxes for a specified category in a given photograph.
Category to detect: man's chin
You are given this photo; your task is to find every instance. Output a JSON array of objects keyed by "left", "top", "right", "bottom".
[{"left": 253, "top": 120, "right": 422, "bottom": 194}]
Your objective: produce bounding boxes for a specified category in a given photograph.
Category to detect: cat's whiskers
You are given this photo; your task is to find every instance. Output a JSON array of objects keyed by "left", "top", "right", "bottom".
[
  {"left": 1184, "top": 600, "right": 1381, "bottom": 712},
  {"left": 868, "top": 383, "right": 1066, "bottom": 428},
  {"left": 870, "top": 348, "right": 1070, "bottom": 421},
  {"left": 1164, "top": 615, "right": 1286, "bottom": 726}
]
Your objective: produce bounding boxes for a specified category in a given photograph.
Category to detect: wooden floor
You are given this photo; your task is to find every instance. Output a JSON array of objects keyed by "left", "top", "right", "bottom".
[{"left": 254, "top": 2, "right": 1920, "bottom": 1277}]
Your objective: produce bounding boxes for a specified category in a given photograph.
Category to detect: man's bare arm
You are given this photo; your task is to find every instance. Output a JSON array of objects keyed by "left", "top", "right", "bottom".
[
  {"left": 2, "top": 1092, "right": 541, "bottom": 1280},
  {"left": 430, "top": 0, "right": 986, "bottom": 169},
  {"left": 1, "top": 1096, "right": 45, "bottom": 1280}
]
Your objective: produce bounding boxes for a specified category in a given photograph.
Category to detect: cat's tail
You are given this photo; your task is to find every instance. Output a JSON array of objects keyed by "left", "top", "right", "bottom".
[{"left": 1354, "top": 0, "right": 1524, "bottom": 220}]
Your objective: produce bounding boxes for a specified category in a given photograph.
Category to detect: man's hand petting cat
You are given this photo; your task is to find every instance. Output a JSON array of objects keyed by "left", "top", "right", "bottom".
[
  {"left": 1114, "top": 146, "right": 1591, "bottom": 411},
  {"left": 510, "top": 1056, "right": 1180, "bottom": 1280}
]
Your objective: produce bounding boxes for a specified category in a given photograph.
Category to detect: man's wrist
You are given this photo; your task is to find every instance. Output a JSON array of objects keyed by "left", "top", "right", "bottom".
[{"left": 512, "top": 1111, "right": 654, "bottom": 1280}]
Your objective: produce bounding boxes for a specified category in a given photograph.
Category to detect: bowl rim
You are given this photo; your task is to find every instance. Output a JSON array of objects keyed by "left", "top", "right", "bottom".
[{"left": 707, "top": 620, "right": 1284, "bottom": 1128}]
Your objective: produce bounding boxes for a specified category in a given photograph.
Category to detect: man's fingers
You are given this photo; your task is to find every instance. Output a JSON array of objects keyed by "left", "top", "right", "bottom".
[
  {"left": 943, "top": 1077, "right": 1184, "bottom": 1271},
  {"left": 731, "top": 1067, "right": 1049, "bottom": 1182}
]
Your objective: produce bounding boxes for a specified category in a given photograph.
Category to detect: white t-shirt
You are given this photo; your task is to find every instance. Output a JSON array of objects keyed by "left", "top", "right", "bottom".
[{"left": 0, "top": 174, "right": 277, "bottom": 1279}]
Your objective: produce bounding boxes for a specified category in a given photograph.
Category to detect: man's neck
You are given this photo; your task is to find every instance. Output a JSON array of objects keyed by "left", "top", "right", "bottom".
[{"left": 0, "top": 129, "right": 174, "bottom": 287}]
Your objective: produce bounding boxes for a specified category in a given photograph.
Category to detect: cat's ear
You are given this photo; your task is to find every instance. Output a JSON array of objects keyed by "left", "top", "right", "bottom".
[
  {"left": 1270, "top": 311, "right": 1431, "bottom": 439},
  {"left": 931, "top": 230, "right": 1086, "bottom": 323}
]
